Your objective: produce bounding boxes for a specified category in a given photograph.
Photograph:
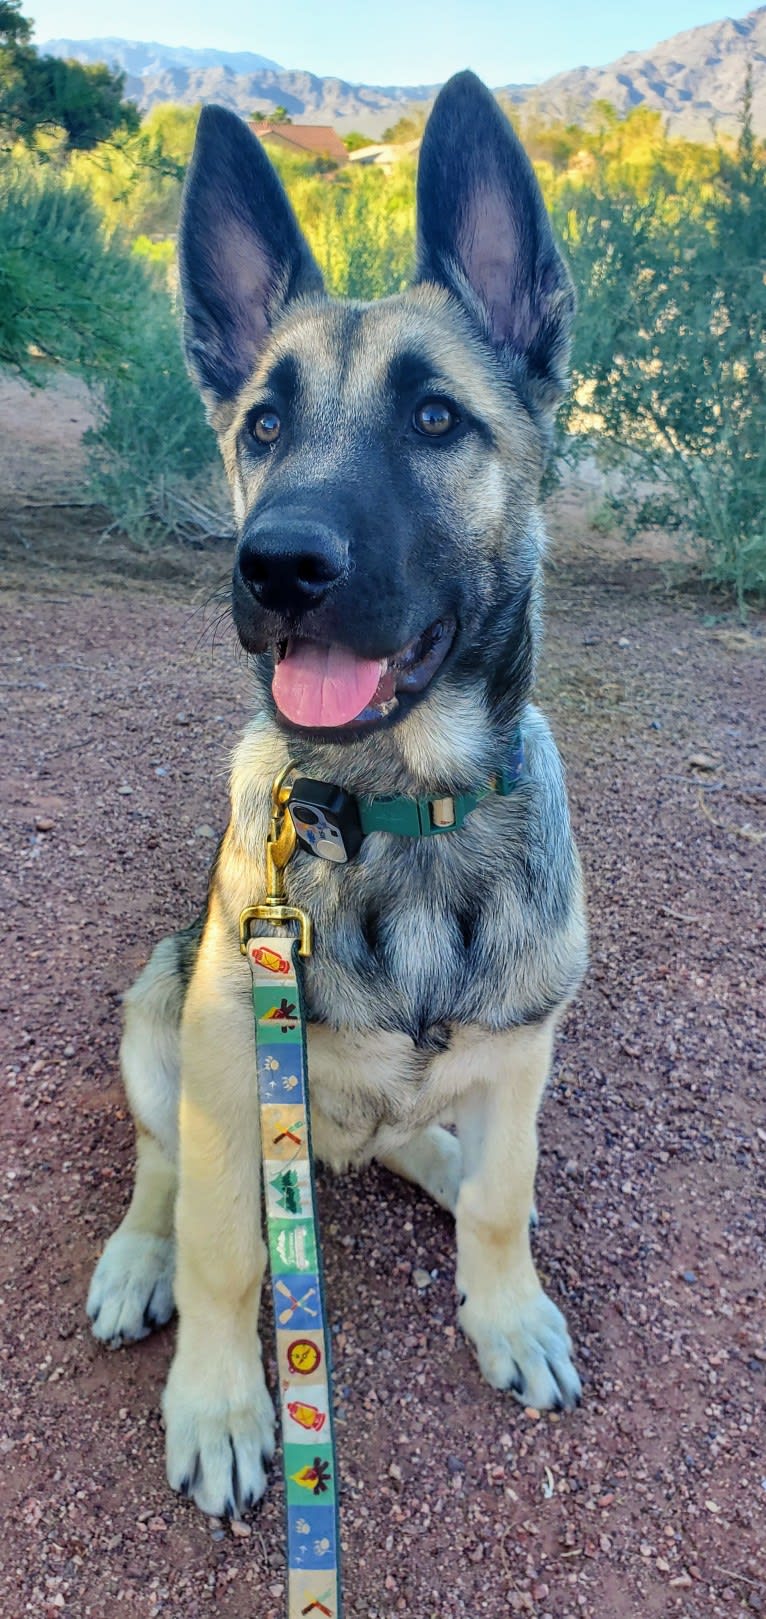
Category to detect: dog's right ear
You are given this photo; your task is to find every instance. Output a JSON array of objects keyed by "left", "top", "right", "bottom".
[{"left": 179, "top": 106, "right": 324, "bottom": 424}]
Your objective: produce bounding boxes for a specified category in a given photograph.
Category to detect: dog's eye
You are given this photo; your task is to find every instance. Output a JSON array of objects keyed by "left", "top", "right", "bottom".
[
  {"left": 413, "top": 398, "right": 458, "bottom": 438},
  {"left": 249, "top": 408, "right": 281, "bottom": 445}
]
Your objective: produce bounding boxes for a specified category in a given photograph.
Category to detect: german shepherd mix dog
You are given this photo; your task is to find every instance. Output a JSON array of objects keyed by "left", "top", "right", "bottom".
[{"left": 87, "top": 72, "right": 588, "bottom": 1517}]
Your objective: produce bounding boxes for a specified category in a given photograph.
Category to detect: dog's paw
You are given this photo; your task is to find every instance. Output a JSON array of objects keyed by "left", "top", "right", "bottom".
[
  {"left": 163, "top": 1358, "right": 275, "bottom": 1517},
  {"left": 459, "top": 1285, "right": 581, "bottom": 1411},
  {"left": 87, "top": 1230, "right": 175, "bottom": 1347}
]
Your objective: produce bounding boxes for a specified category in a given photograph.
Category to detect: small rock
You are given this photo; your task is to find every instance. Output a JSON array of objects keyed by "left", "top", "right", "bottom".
[
  {"left": 211, "top": 1529, "right": 226, "bottom": 1542},
  {"left": 35, "top": 816, "right": 54, "bottom": 832},
  {"left": 669, "top": 1573, "right": 693, "bottom": 1589},
  {"left": 63, "top": 1044, "right": 75, "bottom": 1058},
  {"left": 618, "top": 636, "right": 631, "bottom": 648},
  {"left": 388, "top": 1462, "right": 402, "bottom": 1482},
  {"left": 195, "top": 824, "right": 217, "bottom": 840},
  {"left": 688, "top": 753, "right": 718, "bottom": 772},
  {"left": 447, "top": 1455, "right": 464, "bottom": 1475},
  {"left": 116, "top": 784, "right": 133, "bottom": 796},
  {"left": 230, "top": 1519, "right": 251, "bottom": 1538},
  {"left": 412, "top": 1269, "right": 431, "bottom": 1290},
  {"left": 682, "top": 1270, "right": 697, "bottom": 1284},
  {"left": 176, "top": 712, "right": 191, "bottom": 725}
]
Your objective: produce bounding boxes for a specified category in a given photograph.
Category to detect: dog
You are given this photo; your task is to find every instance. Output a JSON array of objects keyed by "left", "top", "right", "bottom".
[{"left": 86, "top": 71, "right": 588, "bottom": 1518}]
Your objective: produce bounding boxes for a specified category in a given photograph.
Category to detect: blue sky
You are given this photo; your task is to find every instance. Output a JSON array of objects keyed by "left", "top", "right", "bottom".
[{"left": 31, "top": 1, "right": 743, "bottom": 85}]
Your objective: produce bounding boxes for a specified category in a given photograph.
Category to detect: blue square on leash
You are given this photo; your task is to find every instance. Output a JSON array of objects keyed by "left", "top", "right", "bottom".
[
  {"left": 257, "top": 1045, "right": 305, "bottom": 1104},
  {"left": 287, "top": 1504, "right": 337, "bottom": 1570},
  {"left": 273, "top": 1272, "right": 323, "bottom": 1331}
]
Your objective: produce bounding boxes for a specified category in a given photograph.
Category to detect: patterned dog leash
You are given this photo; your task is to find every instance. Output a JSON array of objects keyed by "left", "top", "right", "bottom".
[
  {"left": 238, "top": 741, "right": 527, "bottom": 1614},
  {"left": 240, "top": 767, "right": 342, "bottom": 1619}
]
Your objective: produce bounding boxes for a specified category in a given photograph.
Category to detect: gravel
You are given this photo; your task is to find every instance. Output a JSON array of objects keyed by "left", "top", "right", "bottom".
[{"left": 0, "top": 504, "right": 764, "bottom": 1619}]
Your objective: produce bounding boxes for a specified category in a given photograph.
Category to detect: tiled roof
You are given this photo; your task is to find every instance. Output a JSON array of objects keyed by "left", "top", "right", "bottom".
[{"left": 251, "top": 123, "right": 348, "bottom": 163}]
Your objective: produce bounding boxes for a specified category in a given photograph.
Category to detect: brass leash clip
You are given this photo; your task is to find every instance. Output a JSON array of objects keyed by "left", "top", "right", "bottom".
[{"left": 239, "top": 762, "right": 313, "bottom": 958}]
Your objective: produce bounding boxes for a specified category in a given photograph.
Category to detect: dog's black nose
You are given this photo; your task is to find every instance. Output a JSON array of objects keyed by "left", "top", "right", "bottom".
[{"left": 238, "top": 520, "right": 347, "bottom": 615}]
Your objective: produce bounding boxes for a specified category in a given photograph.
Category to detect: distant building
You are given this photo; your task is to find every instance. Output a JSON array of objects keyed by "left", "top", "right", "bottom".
[
  {"left": 347, "top": 139, "right": 421, "bottom": 173},
  {"left": 250, "top": 122, "right": 349, "bottom": 164}
]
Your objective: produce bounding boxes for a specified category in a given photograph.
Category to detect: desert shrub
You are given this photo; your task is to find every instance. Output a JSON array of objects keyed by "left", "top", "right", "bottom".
[
  {"left": 0, "top": 156, "right": 145, "bottom": 373},
  {"left": 83, "top": 292, "right": 220, "bottom": 544},
  {"left": 298, "top": 162, "right": 416, "bottom": 298},
  {"left": 0, "top": 152, "right": 218, "bottom": 538},
  {"left": 261, "top": 147, "right": 417, "bottom": 298},
  {"left": 69, "top": 103, "right": 198, "bottom": 238},
  {"left": 556, "top": 95, "right": 766, "bottom": 608}
]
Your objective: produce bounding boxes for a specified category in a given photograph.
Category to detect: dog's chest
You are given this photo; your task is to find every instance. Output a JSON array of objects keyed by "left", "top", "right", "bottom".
[{"left": 284, "top": 816, "right": 559, "bottom": 1038}]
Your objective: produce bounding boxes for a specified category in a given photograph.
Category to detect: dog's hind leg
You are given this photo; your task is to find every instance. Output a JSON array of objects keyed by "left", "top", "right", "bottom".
[
  {"left": 378, "top": 1124, "right": 463, "bottom": 1214},
  {"left": 87, "top": 931, "right": 191, "bottom": 1347}
]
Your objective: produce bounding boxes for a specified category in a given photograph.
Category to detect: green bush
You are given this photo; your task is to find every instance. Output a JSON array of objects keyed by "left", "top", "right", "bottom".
[
  {"left": 0, "top": 157, "right": 143, "bottom": 373},
  {"left": 83, "top": 295, "right": 220, "bottom": 544},
  {"left": 556, "top": 98, "right": 766, "bottom": 608},
  {"left": 0, "top": 153, "right": 218, "bottom": 539}
]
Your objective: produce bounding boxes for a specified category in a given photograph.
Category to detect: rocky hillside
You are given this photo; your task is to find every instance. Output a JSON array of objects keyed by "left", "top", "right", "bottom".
[
  {"left": 522, "top": 6, "right": 765, "bottom": 138},
  {"left": 41, "top": 7, "right": 766, "bottom": 138}
]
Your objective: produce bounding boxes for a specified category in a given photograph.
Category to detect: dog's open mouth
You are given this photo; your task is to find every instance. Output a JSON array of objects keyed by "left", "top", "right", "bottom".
[{"left": 271, "top": 618, "right": 456, "bottom": 731}]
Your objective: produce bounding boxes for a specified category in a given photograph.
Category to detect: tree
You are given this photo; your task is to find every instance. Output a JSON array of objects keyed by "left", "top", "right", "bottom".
[
  {"left": 0, "top": 1, "right": 138, "bottom": 149},
  {"left": 342, "top": 130, "right": 375, "bottom": 152},
  {"left": 381, "top": 109, "right": 426, "bottom": 144}
]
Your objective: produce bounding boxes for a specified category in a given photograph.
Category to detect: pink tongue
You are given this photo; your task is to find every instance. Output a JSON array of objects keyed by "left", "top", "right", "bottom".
[{"left": 272, "top": 640, "right": 385, "bottom": 728}]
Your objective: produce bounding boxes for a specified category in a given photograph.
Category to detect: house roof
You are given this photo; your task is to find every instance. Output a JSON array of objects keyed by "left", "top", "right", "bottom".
[
  {"left": 348, "top": 139, "right": 420, "bottom": 167},
  {"left": 251, "top": 122, "right": 348, "bottom": 163}
]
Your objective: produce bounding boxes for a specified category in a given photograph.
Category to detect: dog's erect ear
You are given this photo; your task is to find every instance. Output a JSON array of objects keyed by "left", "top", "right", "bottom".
[
  {"left": 416, "top": 72, "right": 574, "bottom": 413},
  {"left": 179, "top": 106, "right": 324, "bottom": 420}
]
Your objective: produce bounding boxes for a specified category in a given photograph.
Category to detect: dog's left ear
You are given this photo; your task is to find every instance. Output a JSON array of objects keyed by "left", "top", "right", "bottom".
[{"left": 416, "top": 72, "right": 574, "bottom": 415}]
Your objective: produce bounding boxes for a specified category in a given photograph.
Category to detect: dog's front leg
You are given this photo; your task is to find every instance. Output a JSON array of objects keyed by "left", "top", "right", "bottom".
[
  {"left": 455, "top": 1016, "right": 581, "bottom": 1412},
  {"left": 162, "top": 908, "right": 275, "bottom": 1516}
]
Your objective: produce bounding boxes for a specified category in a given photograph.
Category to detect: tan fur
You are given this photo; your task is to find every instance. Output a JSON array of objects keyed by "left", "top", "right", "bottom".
[
  {"left": 86, "top": 706, "right": 583, "bottom": 1513},
  {"left": 162, "top": 895, "right": 276, "bottom": 1515}
]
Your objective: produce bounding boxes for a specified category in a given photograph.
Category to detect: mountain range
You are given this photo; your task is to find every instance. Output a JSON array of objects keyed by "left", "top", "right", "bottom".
[{"left": 42, "top": 7, "right": 766, "bottom": 140}]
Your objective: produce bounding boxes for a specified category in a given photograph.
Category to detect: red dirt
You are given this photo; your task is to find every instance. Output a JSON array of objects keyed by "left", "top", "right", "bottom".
[{"left": 1, "top": 496, "right": 764, "bottom": 1619}]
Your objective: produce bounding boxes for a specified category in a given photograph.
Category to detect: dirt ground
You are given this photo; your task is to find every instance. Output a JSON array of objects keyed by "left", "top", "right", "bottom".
[{"left": 1, "top": 382, "right": 764, "bottom": 1619}]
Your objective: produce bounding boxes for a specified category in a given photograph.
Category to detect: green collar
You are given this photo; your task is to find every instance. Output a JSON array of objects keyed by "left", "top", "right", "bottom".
[
  {"left": 358, "top": 726, "right": 525, "bottom": 838},
  {"left": 287, "top": 727, "right": 525, "bottom": 864}
]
